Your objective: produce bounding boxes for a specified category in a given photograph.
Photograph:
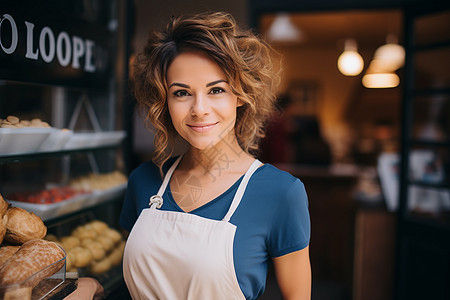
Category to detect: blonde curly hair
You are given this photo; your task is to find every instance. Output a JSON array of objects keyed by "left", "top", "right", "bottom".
[{"left": 132, "top": 11, "right": 280, "bottom": 173}]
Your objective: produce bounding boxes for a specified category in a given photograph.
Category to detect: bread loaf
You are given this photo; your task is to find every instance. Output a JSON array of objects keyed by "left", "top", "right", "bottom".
[
  {"left": 0, "top": 239, "right": 65, "bottom": 287},
  {"left": 0, "top": 214, "right": 7, "bottom": 245},
  {"left": 0, "top": 246, "right": 19, "bottom": 266},
  {"left": 4, "top": 207, "right": 47, "bottom": 244},
  {"left": 0, "top": 194, "right": 8, "bottom": 217}
]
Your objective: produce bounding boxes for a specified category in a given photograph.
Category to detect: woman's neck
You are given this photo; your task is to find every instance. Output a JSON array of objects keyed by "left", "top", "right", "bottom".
[{"left": 180, "top": 137, "right": 253, "bottom": 176}]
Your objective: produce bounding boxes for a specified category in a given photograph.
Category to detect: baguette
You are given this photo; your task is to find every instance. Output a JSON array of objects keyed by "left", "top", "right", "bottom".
[{"left": 0, "top": 239, "right": 65, "bottom": 288}]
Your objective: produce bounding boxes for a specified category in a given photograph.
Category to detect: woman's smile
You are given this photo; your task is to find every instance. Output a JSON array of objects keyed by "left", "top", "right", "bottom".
[{"left": 187, "top": 122, "right": 219, "bottom": 133}]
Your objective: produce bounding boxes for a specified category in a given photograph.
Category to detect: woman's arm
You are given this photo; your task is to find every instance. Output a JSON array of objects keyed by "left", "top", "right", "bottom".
[
  {"left": 63, "top": 277, "right": 104, "bottom": 300},
  {"left": 272, "top": 245, "right": 311, "bottom": 300}
]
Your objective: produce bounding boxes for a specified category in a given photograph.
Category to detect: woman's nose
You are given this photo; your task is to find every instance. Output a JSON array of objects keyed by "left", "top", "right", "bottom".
[{"left": 191, "top": 94, "right": 210, "bottom": 116}]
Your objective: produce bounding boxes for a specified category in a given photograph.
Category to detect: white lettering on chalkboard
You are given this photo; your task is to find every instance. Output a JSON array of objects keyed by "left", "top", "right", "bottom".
[
  {"left": 0, "top": 14, "right": 18, "bottom": 54},
  {"left": 1, "top": 13, "right": 97, "bottom": 73}
]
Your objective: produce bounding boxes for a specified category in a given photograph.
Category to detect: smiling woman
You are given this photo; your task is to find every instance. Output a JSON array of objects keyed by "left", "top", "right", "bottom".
[{"left": 115, "top": 11, "right": 312, "bottom": 300}]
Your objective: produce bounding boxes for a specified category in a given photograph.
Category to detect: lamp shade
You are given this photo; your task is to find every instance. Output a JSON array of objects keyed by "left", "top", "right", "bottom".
[
  {"left": 362, "top": 73, "right": 400, "bottom": 88},
  {"left": 373, "top": 43, "right": 405, "bottom": 71},
  {"left": 267, "top": 13, "right": 302, "bottom": 43},
  {"left": 337, "top": 39, "right": 364, "bottom": 76}
]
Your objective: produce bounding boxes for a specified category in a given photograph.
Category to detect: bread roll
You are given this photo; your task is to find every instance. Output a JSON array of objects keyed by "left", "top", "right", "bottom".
[
  {"left": 0, "top": 194, "right": 8, "bottom": 217},
  {"left": 96, "top": 235, "right": 115, "bottom": 252},
  {"left": 5, "top": 207, "right": 47, "bottom": 244},
  {"left": 70, "top": 246, "right": 92, "bottom": 268},
  {"left": 0, "top": 239, "right": 65, "bottom": 287},
  {"left": 90, "top": 257, "right": 112, "bottom": 274},
  {"left": 72, "top": 225, "right": 97, "bottom": 240},
  {"left": 102, "top": 228, "right": 122, "bottom": 244},
  {"left": 87, "top": 220, "right": 108, "bottom": 234},
  {"left": 65, "top": 250, "right": 76, "bottom": 270},
  {"left": 44, "top": 234, "right": 59, "bottom": 243},
  {"left": 0, "top": 245, "right": 19, "bottom": 266},
  {"left": 0, "top": 214, "right": 7, "bottom": 245},
  {"left": 81, "top": 239, "right": 106, "bottom": 261},
  {"left": 60, "top": 236, "right": 80, "bottom": 250},
  {"left": 108, "top": 240, "right": 125, "bottom": 266}
]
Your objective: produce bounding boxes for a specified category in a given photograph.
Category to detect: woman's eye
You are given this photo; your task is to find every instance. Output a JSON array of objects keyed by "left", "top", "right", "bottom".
[
  {"left": 209, "top": 87, "right": 225, "bottom": 95},
  {"left": 173, "top": 90, "right": 190, "bottom": 97}
]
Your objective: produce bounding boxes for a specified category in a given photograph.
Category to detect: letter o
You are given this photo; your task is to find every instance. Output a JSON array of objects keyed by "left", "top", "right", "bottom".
[
  {"left": 39, "top": 26, "right": 55, "bottom": 63},
  {"left": 56, "top": 31, "right": 71, "bottom": 67},
  {"left": 0, "top": 14, "right": 18, "bottom": 54}
]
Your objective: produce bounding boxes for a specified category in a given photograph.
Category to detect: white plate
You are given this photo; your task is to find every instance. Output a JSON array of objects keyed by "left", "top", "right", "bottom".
[
  {"left": 0, "top": 128, "right": 55, "bottom": 154},
  {"left": 39, "top": 129, "right": 73, "bottom": 152},
  {"left": 95, "top": 131, "right": 126, "bottom": 147},
  {"left": 63, "top": 131, "right": 126, "bottom": 150},
  {"left": 63, "top": 132, "right": 98, "bottom": 150}
]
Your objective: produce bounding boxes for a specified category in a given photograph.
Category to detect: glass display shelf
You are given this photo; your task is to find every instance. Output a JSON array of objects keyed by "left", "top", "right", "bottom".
[{"left": 0, "top": 145, "right": 120, "bottom": 164}]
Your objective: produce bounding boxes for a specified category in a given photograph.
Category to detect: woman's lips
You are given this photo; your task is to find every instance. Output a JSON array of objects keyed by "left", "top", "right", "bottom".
[{"left": 187, "top": 122, "right": 218, "bottom": 133}]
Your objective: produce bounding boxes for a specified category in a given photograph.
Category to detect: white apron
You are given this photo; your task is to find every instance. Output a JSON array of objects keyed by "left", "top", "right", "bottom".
[{"left": 123, "top": 156, "right": 261, "bottom": 300}]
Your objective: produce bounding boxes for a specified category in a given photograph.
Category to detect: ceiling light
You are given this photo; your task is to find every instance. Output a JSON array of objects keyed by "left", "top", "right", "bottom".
[
  {"left": 373, "top": 34, "right": 405, "bottom": 71},
  {"left": 267, "top": 13, "right": 302, "bottom": 43},
  {"left": 337, "top": 39, "right": 364, "bottom": 76},
  {"left": 362, "top": 73, "right": 400, "bottom": 88}
]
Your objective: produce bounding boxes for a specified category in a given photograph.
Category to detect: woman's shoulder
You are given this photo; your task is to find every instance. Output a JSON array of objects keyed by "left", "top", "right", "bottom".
[
  {"left": 258, "top": 163, "right": 303, "bottom": 185},
  {"left": 128, "top": 157, "right": 178, "bottom": 183}
]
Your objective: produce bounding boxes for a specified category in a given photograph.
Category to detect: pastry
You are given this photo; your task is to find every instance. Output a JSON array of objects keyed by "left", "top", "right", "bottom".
[
  {"left": 87, "top": 220, "right": 108, "bottom": 234},
  {"left": 60, "top": 236, "right": 80, "bottom": 250},
  {"left": 0, "top": 239, "right": 65, "bottom": 287},
  {"left": 0, "top": 245, "right": 20, "bottom": 266},
  {"left": 81, "top": 239, "right": 106, "bottom": 261},
  {"left": 102, "top": 228, "right": 122, "bottom": 244},
  {"left": 90, "top": 257, "right": 112, "bottom": 274},
  {"left": 4, "top": 207, "right": 47, "bottom": 244},
  {"left": 96, "top": 235, "right": 115, "bottom": 252},
  {"left": 0, "top": 214, "right": 7, "bottom": 245},
  {"left": 70, "top": 246, "right": 93, "bottom": 268},
  {"left": 0, "top": 194, "right": 8, "bottom": 217},
  {"left": 72, "top": 225, "right": 98, "bottom": 240}
]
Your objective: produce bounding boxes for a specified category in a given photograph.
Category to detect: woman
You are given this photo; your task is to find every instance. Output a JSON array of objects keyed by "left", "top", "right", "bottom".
[{"left": 121, "top": 11, "right": 311, "bottom": 299}]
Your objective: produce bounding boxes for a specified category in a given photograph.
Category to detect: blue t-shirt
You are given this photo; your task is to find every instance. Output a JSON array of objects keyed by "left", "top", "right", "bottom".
[{"left": 120, "top": 158, "right": 310, "bottom": 300}]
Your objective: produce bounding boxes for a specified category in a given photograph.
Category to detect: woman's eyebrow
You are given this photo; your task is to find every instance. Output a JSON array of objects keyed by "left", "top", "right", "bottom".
[
  {"left": 169, "top": 82, "right": 190, "bottom": 88},
  {"left": 206, "top": 79, "right": 227, "bottom": 87}
]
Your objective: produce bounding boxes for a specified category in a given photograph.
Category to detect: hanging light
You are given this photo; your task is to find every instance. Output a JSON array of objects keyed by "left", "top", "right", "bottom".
[
  {"left": 267, "top": 13, "right": 303, "bottom": 43},
  {"left": 362, "top": 34, "right": 404, "bottom": 88},
  {"left": 337, "top": 39, "right": 364, "bottom": 76},
  {"left": 362, "top": 73, "right": 400, "bottom": 88},
  {"left": 373, "top": 34, "right": 405, "bottom": 71}
]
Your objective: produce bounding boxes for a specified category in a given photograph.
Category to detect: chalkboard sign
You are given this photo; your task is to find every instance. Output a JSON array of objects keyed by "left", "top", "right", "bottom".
[{"left": 0, "top": 1, "right": 113, "bottom": 88}]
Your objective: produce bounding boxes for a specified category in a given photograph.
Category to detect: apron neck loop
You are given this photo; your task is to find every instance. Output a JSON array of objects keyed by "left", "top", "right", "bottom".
[
  {"left": 149, "top": 155, "right": 183, "bottom": 208},
  {"left": 222, "top": 159, "right": 261, "bottom": 222}
]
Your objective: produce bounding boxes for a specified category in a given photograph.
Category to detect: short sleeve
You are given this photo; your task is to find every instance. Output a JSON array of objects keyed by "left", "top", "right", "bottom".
[{"left": 268, "top": 179, "right": 310, "bottom": 257}]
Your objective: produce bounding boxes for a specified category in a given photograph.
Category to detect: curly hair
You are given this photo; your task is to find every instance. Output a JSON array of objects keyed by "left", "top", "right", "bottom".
[{"left": 131, "top": 11, "right": 280, "bottom": 173}]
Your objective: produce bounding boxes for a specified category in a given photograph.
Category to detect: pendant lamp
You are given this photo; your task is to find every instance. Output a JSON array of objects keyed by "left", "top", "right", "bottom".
[
  {"left": 267, "top": 13, "right": 302, "bottom": 43},
  {"left": 337, "top": 39, "right": 364, "bottom": 76}
]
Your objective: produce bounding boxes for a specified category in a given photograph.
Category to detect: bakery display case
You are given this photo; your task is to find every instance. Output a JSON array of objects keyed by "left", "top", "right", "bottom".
[{"left": 0, "top": 1, "right": 132, "bottom": 299}]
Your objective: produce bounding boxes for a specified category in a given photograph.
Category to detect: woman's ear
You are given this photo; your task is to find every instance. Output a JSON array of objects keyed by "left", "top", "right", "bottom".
[{"left": 237, "top": 98, "right": 245, "bottom": 107}]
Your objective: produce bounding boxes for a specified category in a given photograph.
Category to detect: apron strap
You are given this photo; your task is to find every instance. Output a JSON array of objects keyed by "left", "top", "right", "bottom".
[
  {"left": 222, "top": 159, "right": 261, "bottom": 222},
  {"left": 157, "top": 155, "right": 183, "bottom": 196},
  {"left": 149, "top": 155, "right": 183, "bottom": 208}
]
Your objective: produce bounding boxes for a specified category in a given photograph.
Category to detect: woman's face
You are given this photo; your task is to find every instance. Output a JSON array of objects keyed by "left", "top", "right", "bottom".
[{"left": 166, "top": 51, "right": 241, "bottom": 150}]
